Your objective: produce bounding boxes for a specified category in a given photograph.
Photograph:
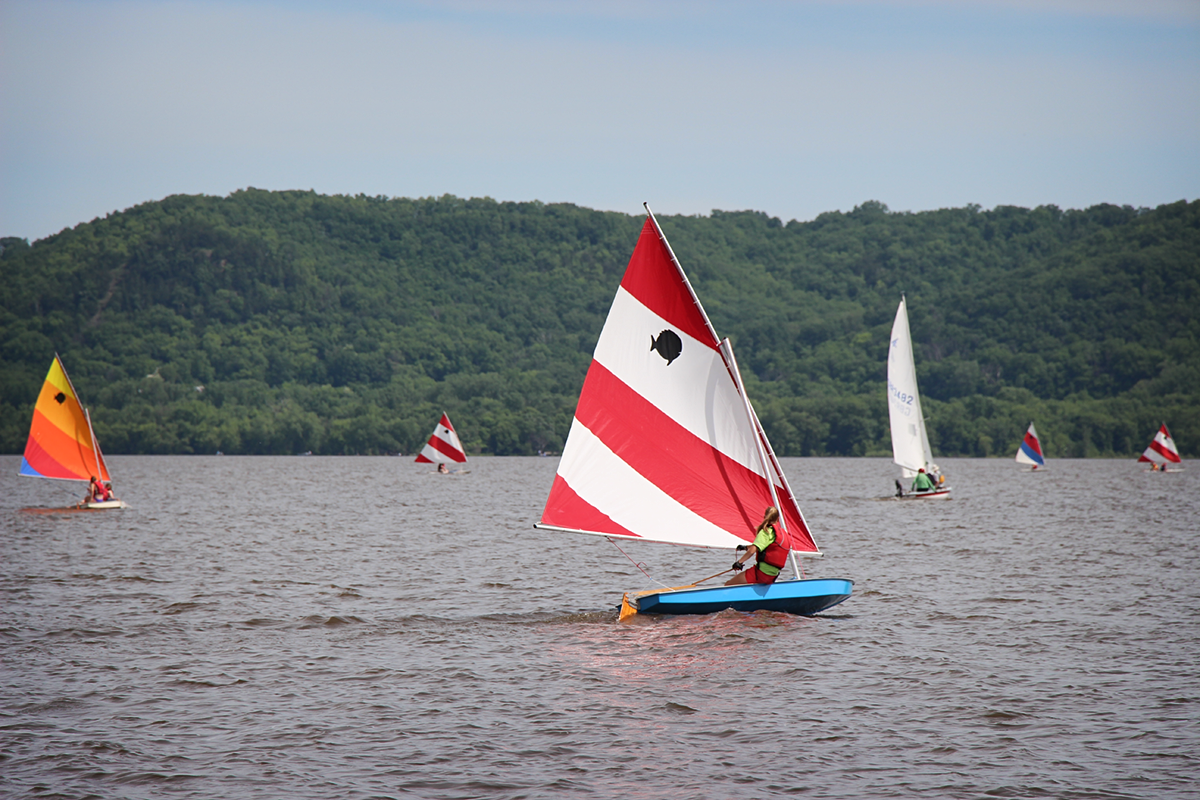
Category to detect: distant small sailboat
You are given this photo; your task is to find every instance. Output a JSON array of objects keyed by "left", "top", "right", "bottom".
[
  {"left": 535, "top": 205, "right": 852, "bottom": 619},
  {"left": 1015, "top": 423, "right": 1046, "bottom": 470},
  {"left": 887, "top": 297, "right": 950, "bottom": 499},
  {"left": 415, "top": 413, "right": 467, "bottom": 471},
  {"left": 1138, "top": 423, "right": 1183, "bottom": 471},
  {"left": 19, "top": 355, "right": 127, "bottom": 509}
]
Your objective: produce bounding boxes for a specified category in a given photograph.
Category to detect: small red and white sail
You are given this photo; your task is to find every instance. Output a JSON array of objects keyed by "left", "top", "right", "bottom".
[
  {"left": 536, "top": 210, "right": 818, "bottom": 555},
  {"left": 1015, "top": 422, "right": 1045, "bottom": 468},
  {"left": 1138, "top": 423, "right": 1182, "bottom": 465},
  {"left": 414, "top": 413, "right": 467, "bottom": 464}
]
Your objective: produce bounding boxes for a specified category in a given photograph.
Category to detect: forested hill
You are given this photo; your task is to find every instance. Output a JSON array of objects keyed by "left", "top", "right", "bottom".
[{"left": 1, "top": 191, "right": 1197, "bottom": 458}]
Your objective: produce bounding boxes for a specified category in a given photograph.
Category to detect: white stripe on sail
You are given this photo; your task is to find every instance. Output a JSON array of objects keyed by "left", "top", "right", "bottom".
[
  {"left": 592, "top": 286, "right": 764, "bottom": 479},
  {"left": 555, "top": 417, "right": 745, "bottom": 548}
]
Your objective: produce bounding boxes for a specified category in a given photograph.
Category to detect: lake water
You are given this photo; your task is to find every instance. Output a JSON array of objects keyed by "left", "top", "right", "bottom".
[{"left": 1, "top": 455, "right": 1196, "bottom": 799}]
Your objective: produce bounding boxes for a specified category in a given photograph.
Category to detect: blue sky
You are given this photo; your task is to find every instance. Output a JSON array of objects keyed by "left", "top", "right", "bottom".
[{"left": 2, "top": 0, "right": 1197, "bottom": 241}]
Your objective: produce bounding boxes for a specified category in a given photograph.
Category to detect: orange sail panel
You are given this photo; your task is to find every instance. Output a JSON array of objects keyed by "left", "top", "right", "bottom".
[{"left": 20, "top": 356, "right": 110, "bottom": 482}]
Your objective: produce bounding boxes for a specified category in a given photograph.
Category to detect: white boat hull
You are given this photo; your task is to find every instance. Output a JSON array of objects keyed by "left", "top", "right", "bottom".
[
  {"left": 898, "top": 488, "right": 952, "bottom": 500},
  {"left": 80, "top": 499, "right": 129, "bottom": 510}
]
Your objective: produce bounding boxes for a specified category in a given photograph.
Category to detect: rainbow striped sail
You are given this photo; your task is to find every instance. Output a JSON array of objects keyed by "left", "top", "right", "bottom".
[
  {"left": 1015, "top": 422, "right": 1045, "bottom": 469},
  {"left": 20, "top": 355, "right": 112, "bottom": 483},
  {"left": 536, "top": 208, "right": 819, "bottom": 556}
]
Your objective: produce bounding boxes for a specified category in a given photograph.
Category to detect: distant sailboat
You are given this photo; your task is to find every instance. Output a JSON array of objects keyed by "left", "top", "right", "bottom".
[
  {"left": 415, "top": 413, "right": 467, "bottom": 471},
  {"left": 19, "top": 355, "right": 127, "bottom": 509},
  {"left": 1015, "top": 423, "right": 1046, "bottom": 470},
  {"left": 1138, "top": 423, "right": 1183, "bottom": 471},
  {"left": 535, "top": 205, "right": 852, "bottom": 618},
  {"left": 887, "top": 297, "right": 950, "bottom": 499}
]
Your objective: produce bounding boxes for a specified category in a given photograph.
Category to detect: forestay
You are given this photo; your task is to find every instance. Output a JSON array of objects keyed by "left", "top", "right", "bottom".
[
  {"left": 536, "top": 211, "right": 818, "bottom": 555},
  {"left": 887, "top": 297, "right": 933, "bottom": 479}
]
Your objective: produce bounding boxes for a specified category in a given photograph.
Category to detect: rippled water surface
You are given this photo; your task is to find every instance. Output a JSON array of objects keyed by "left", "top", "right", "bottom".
[{"left": 1, "top": 455, "right": 1197, "bottom": 799}]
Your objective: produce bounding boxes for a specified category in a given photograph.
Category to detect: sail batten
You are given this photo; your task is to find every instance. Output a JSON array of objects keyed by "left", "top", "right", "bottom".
[{"left": 538, "top": 213, "right": 817, "bottom": 553}]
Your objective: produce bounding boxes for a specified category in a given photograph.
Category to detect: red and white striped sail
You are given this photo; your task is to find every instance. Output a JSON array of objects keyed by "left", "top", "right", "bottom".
[
  {"left": 414, "top": 413, "right": 467, "bottom": 464},
  {"left": 1138, "top": 423, "right": 1182, "bottom": 465},
  {"left": 536, "top": 210, "right": 819, "bottom": 555}
]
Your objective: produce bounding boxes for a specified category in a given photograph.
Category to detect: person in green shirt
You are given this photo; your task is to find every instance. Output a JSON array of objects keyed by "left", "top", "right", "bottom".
[
  {"left": 911, "top": 468, "right": 936, "bottom": 492},
  {"left": 725, "top": 507, "right": 786, "bottom": 585}
]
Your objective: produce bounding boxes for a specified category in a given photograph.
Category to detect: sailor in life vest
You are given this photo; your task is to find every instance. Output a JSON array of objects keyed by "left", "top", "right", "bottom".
[{"left": 726, "top": 507, "right": 790, "bottom": 586}]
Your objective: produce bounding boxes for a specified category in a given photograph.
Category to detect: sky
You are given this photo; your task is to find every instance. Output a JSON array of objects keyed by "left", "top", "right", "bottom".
[{"left": 2, "top": 0, "right": 1198, "bottom": 242}]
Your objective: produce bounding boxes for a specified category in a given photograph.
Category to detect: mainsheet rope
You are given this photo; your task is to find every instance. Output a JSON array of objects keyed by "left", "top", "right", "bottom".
[{"left": 605, "top": 537, "right": 673, "bottom": 590}]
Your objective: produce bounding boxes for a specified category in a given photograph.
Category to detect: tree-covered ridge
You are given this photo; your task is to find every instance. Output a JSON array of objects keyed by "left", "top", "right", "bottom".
[{"left": 1, "top": 191, "right": 1196, "bottom": 458}]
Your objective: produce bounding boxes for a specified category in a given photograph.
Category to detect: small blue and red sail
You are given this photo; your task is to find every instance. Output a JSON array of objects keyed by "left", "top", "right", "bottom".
[{"left": 1014, "top": 423, "right": 1045, "bottom": 469}]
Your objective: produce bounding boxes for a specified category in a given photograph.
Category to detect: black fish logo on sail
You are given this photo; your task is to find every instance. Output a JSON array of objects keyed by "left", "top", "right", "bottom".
[
  {"left": 651, "top": 330, "right": 683, "bottom": 365},
  {"left": 54, "top": 392, "right": 66, "bottom": 404}
]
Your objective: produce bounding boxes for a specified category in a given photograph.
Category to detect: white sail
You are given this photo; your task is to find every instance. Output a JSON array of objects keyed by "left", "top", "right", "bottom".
[{"left": 887, "top": 297, "right": 933, "bottom": 479}]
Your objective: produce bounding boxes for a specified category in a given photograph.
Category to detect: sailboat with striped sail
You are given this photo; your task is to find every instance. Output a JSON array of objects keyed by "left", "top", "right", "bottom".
[
  {"left": 535, "top": 205, "right": 852, "bottom": 618},
  {"left": 414, "top": 413, "right": 468, "bottom": 472},
  {"left": 19, "top": 355, "right": 127, "bottom": 509},
  {"left": 1138, "top": 423, "right": 1183, "bottom": 471},
  {"left": 1015, "top": 423, "right": 1046, "bottom": 470}
]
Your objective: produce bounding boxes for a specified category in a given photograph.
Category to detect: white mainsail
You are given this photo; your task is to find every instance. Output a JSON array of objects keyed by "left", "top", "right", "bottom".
[
  {"left": 536, "top": 208, "right": 819, "bottom": 556},
  {"left": 887, "top": 297, "right": 934, "bottom": 479}
]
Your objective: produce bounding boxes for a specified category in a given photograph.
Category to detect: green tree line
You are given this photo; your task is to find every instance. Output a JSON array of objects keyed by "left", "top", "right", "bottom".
[{"left": 1, "top": 191, "right": 1196, "bottom": 457}]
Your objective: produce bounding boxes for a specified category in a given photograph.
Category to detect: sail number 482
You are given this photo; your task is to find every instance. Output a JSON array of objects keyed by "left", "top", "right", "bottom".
[{"left": 888, "top": 381, "right": 914, "bottom": 406}]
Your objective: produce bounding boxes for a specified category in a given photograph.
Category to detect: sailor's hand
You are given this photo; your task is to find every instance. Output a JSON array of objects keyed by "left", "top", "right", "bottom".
[
  {"left": 735, "top": 544, "right": 747, "bottom": 552},
  {"left": 731, "top": 561, "right": 743, "bottom": 571}
]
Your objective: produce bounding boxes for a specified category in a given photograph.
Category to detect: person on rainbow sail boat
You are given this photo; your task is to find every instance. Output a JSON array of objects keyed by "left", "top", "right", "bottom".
[{"left": 725, "top": 506, "right": 790, "bottom": 586}]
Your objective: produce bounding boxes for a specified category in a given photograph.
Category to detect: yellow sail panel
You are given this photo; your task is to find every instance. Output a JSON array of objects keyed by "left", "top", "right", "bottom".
[{"left": 19, "top": 356, "right": 110, "bottom": 482}]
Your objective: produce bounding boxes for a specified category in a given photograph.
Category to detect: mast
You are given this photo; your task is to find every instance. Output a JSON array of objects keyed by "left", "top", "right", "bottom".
[{"left": 720, "top": 338, "right": 803, "bottom": 579}]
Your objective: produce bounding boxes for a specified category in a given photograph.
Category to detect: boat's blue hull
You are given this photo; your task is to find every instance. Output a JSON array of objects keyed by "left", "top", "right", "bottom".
[{"left": 634, "top": 578, "right": 853, "bottom": 616}]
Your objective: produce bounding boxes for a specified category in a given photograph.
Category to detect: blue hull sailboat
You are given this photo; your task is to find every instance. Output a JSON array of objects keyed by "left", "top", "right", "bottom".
[{"left": 534, "top": 205, "right": 852, "bottom": 619}]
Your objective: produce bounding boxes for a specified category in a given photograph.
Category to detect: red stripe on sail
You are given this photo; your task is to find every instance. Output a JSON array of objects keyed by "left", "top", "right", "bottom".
[
  {"left": 1023, "top": 432, "right": 1042, "bottom": 457},
  {"left": 619, "top": 218, "right": 717, "bottom": 350},
  {"left": 574, "top": 361, "right": 816, "bottom": 550},
  {"left": 21, "top": 434, "right": 80, "bottom": 480},
  {"left": 23, "top": 408, "right": 105, "bottom": 481},
  {"left": 1150, "top": 441, "right": 1182, "bottom": 463},
  {"left": 540, "top": 474, "right": 641, "bottom": 539},
  {"left": 429, "top": 435, "right": 467, "bottom": 462}
]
